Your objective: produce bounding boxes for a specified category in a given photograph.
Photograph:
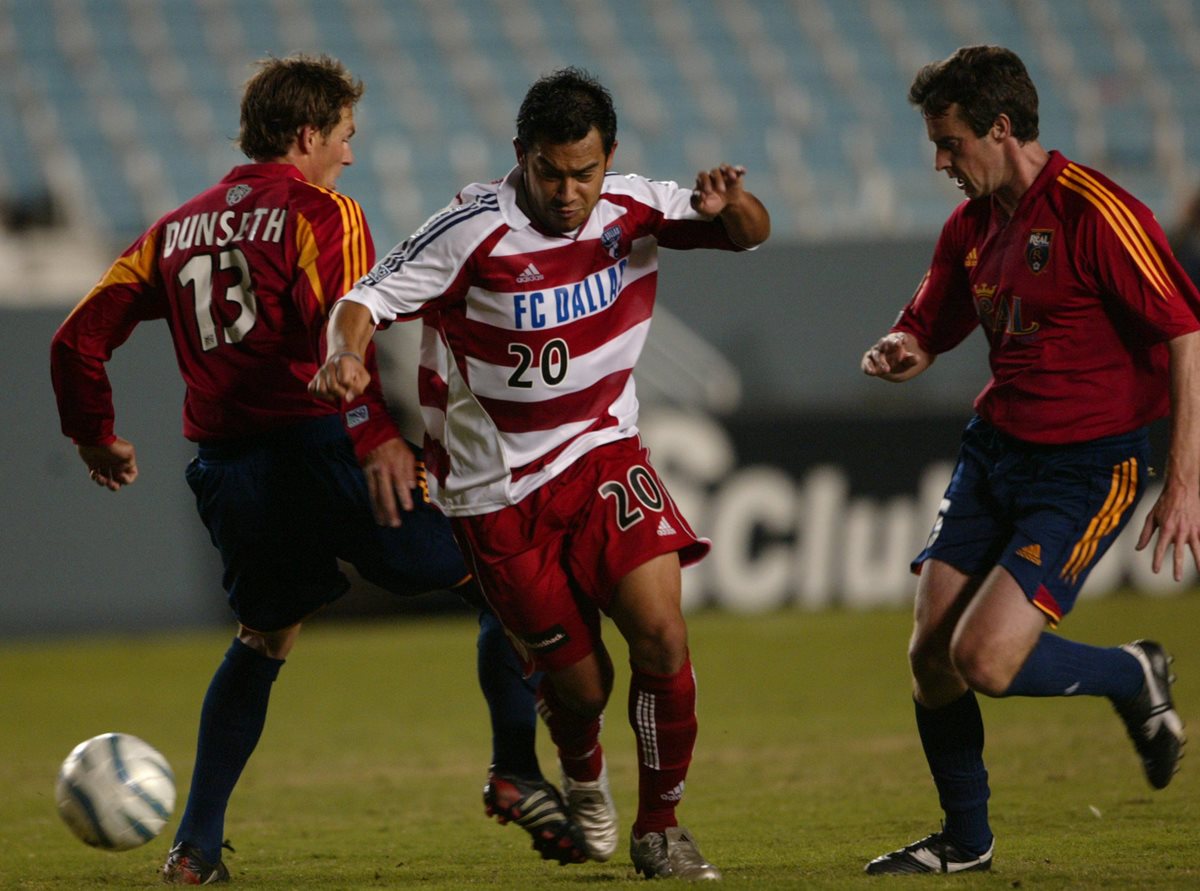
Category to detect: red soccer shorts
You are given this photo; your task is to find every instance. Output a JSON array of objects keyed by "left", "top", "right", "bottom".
[{"left": 451, "top": 436, "right": 709, "bottom": 672}]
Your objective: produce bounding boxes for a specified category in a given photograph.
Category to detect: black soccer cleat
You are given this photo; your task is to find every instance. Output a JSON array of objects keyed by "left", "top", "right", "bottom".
[
  {"left": 483, "top": 771, "right": 588, "bottom": 865},
  {"left": 1114, "top": 640, "right": 1186, "bottom": 789},
  {"left": 865, "top": 831, "right": 993, "bottom": 875},
  {"left": 161, "top": 841, "right": 231, "bottom": 884}
]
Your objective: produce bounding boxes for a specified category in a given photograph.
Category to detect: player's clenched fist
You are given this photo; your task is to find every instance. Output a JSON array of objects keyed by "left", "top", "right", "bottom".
[{"left": 309, "top": 351, "right": 370, "bottom": 404}]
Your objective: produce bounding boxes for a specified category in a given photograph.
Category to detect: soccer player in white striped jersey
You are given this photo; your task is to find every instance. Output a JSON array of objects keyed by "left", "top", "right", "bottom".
[{"left": 311, "top": 67, "right": 769, "bottom": 880}]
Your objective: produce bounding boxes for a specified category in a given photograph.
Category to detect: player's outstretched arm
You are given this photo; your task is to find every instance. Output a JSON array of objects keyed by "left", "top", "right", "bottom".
[
  {"left": 309, "top": 300, "right": 378, "bottom": 404},
  {"left": 691, "top": 164, "right": 770, "bottom": 248},
  {"left": 78, "top": 437, "right": 138, "bottom": 491},
  {"left": 861, "top": 331, "right": 934, "bottom": 382},
  {"left": 1136, "top": 329, "right": 1200, "bottom": 580}
]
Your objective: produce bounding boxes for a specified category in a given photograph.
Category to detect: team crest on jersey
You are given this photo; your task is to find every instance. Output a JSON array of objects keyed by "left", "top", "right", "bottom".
[
  {"left": 1025, "top": 229, "right": 1053, "bottom": 274},
  {"left": 225, "top": 184, "right": 252, "bottom": 206},
  {"left": 601, "top": 223, "right": 622, "bottom": 258}
]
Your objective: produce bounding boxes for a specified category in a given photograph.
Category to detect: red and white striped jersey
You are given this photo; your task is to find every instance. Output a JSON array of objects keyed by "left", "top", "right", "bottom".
[{"left": 342, "top": 167, "right": 743, "bottom": 514}]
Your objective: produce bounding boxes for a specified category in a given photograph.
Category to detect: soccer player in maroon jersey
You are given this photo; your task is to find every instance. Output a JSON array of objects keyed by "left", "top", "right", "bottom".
[
  {"left": 50, "top": 54, "right": 582, "bottom": 883},
  {"left": 310, "top": 68, "right": 770, "bottom": 879},
  {"left": 861, "top": 45, "right": 1199, "bottom": 874}
]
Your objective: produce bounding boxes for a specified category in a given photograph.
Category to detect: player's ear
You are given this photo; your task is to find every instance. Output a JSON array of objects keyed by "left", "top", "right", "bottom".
[
  {"left": 296, "top": 124, "right": 318, "bottom": 155},
  {"left": 605, "top": 139, "right": 618, "bottom": 171},
  {"left": 990, "top": 114, "right": 1012, "bottom": 142},
  {"left": 513, "top": 137, "right": 526, "bottom": 167}
]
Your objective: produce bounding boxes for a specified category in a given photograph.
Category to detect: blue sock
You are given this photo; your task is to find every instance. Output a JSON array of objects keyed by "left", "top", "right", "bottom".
[
  {"left": 174, "top": 638, "right": 283, "bottom": 863},
  {"left": 1002, "top": 633, "right": 1143, "bottom": 700},
  {"left": 915, "top": 691, "right": 992, "bottom": 856},
  {"left": 477, "top": 609, "right": 542, "bottom": 780}
]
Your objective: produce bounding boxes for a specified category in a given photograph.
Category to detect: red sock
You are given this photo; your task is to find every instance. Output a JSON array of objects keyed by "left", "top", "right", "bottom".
[
  {"left": 537, "top": 677, "right": 604, "bottom": 782},
  {"left": 629, "top": 656, "right": 697, "bottom": 836}
]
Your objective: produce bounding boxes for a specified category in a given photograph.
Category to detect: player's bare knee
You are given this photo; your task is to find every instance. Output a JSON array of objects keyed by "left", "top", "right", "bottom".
[
  {"left": 908, "top": 634, "right": 952, "bottom": 684},
  {"left": 238, "top": 623, "right": 300, "bottom": 660},
  {"left": 951, "top": 645, "right": 1012, "bottom": 697},
  {"left": 627, "top": 619, "right": 688, "bottom": 676},
  {"left": 554, "top": 681, "right": 608, "bottom": 720}
]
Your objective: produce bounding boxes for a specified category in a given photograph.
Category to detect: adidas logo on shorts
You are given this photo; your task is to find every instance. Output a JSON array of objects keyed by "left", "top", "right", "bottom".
[{"left": 657, "top": 516, "right": 676, "bottom": 536}]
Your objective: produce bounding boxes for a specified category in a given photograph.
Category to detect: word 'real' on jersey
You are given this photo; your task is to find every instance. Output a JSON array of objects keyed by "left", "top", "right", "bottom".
[
  {"left": 894, "top": 151, "right": 1200, "bottom": 445},
  {"left": 51, "top": 163, "right": 400, "bottom": 459},
  {"left": 344, "top": 167, "right": 746, "bottom": 514}
]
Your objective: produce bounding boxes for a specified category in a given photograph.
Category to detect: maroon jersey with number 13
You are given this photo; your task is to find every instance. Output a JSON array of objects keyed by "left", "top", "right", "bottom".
[{"left": 51, "top": 163, "right": 398, "bottom": 458}]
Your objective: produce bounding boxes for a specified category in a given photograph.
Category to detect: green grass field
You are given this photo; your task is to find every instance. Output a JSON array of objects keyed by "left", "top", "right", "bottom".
[{"left": 2, "top": 592, "right": 1198, "bottom": 889}]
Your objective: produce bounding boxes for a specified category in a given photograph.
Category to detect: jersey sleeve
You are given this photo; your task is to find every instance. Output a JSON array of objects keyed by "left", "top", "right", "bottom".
[
  {"left": 614, "top": 174, "right": 743, "bottom": 251},
  {"left": 1064, "top": 171, "right": 1200, "bottom": 340},
  {"left": 341, "top": 197, "right": 479, "bottom": 322},
  {"left": 891, "top": 209, "right": 980, "bottom": 354},
  {"left": 50, "top": 229, "right": 167, "bottom": 445},
  {"left": 292, "top": 186, "right": 404, "bottom": 457}
]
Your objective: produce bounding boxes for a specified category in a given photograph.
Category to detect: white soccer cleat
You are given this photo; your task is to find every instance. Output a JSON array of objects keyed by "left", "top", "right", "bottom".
[{"left": 561, "top": 763, "right": 619, "bottom": 862}]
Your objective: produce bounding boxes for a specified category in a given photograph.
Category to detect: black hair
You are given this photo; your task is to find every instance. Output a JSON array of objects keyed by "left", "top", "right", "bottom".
[{"left": 516, "top": 67, "right": 617, "bottom": 154}]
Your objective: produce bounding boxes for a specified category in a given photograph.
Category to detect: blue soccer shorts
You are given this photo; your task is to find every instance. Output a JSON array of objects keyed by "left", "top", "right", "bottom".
[
  {"left": 913, "top": 415, "right": 1150, "bottom": 624},
  {"left": 185, "top": 415, "right": 470, "bottom": 632}
]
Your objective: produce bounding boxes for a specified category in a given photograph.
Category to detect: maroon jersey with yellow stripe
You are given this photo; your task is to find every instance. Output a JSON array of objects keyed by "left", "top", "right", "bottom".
[
  {"left": 894, "top": 151, "right": 1200, "bottom": 444},
  {"left": 52, "top": 163, "right": 398, "bottom": 455}
]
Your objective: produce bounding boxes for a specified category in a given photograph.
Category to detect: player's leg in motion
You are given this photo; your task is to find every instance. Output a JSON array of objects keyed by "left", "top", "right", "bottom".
[
  {"left": 610, "top": 553, "right": 721, "bottom": 881},
  {"left": 866, "top": 561, "right": 995, "bottom": 875},
  {"left": 476, "top": 606, "right": 543, "bottom": 781},
  {"left": 162, "top": 626, "right": 295, "bottom": 884},
  {"left": 985, "top": 439, "right": 1184, "bottom": 788},
  {"left": 999, "top": 628, "right": 1184, "bottom": 790},
  {"left": 537, "top": 641, "right": 620, "bottom": 862},
  {"left": 467, "top": 585, "right": 589, "bottom": 865}
]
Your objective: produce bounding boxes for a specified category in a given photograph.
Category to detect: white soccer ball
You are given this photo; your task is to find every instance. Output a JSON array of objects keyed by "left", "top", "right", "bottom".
[{"left": 55, "top": 732, "right": 176, "bottom": 851}]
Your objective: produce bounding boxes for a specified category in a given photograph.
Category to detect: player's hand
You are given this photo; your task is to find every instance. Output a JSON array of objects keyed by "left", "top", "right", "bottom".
[
  {"left": 309, "top": 352, "right": 371, "bottom": 404},
  {"left": 78, "top": 438, "right": 139, "bottom": 491},
  {"left": 862, "top": 332, "right": 921, "bottom": 377},
  {"left": 1135, "top": 479, "right": 1200, "bottom": 581},
  {"left": 691, "top": 164, "right": 747, "bottom": 217},
  {"left": 361, "top": 437, "right": 417, "bottom": 527}
]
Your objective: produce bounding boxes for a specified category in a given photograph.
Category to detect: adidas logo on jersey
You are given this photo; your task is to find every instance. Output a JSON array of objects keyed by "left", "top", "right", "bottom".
[
  {"left": 657, "top": 516, "right": 677, "bottom": 537},
  {"left": 516, "top": 263, "right": 544, "bottom": 283}
]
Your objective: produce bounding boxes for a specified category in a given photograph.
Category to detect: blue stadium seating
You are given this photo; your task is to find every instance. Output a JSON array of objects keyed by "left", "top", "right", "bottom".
[{"left": 4, "top": 0, "right": 1200, "bottom": 248}]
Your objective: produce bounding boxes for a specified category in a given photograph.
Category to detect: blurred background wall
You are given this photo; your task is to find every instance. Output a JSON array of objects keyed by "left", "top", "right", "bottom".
[{"left": 6, "top": 0, "right": 1200, "bottom": 637}]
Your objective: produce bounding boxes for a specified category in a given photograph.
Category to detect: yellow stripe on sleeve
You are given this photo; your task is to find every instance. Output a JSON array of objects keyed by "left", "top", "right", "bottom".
[
  {"left": 312, "top": 185, "right": 368, "bottom": 296},
  {"left": 1057, "top": 165, "right": 1176, "bottom": 301},
  {"left": 62, "top": 229, "right": 160, "bottom": 325},
  {"left": 295, "top": 212, "right": 325, "bottom": 310}
]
